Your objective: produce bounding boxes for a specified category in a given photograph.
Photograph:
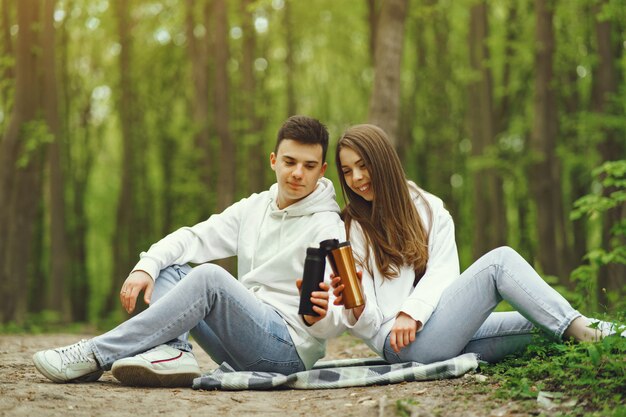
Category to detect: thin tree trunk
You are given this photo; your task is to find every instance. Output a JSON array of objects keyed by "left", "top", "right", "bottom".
[
  {"left": 498, "top": 2, "right": 535, "bottom": 261},
  {"left": 105, "top": 0, "right": 139, "bottom": 315},
  {"left": 467, "top": 1, "right": 506, "bottom": 258},
  {"left": 410, "top": 8, "right": 428, "bottom": 187},
  {"left": 561, "top": 17, "right": 588, "bottom": 288},
  {"left": 42, "top": 0, "right": 70, "bottom": 322},
  {"left": 213, "top": 0, "right": 234, "bottom": 211},
  {"left": 284, "top": 0, "right": 296, "bottom": 116},
  {"left": 186, "top": 0, "right": 212, "bottom": 209},
  {"left": 529, "top": 0, "right": 564, "bottom": 278},
  {"left": 496, "top": 2, "right": 516, "bottom": 134},
  {"left": 397, "top": 16, "right": 421, "bottom": 169},
  {"left": 60, "top": 0, "right": 90, "bottom": 321},
  {"left": 0, "top": 0, "right": 45, "bottom": 323},
  {"left": 429, "top": 3, "right": 454, "bottom": 205},
  {"left": 367, "top": 0, "right": 408, "bottom": 146},
  {"left": 241, "top": 0, "right": 264, "bottom": 194},
  {"left": 29, "top": 207, "right": 47, "bottom": 314},
  {"left": 591, "top": 0, "right": 625, "bottom": 308},
  {"left": 1, "top": 0, "right": 14, "bottom": 109},
  {"left": 70, "top": 100, "right": 95, "bottom": 321},
  {"left": 367, "top": 0, "right": 380, "bottom": 66}
]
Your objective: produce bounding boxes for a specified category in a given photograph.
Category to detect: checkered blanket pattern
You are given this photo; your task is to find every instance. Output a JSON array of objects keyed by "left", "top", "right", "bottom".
[{"left": 192, "top": 353, "right": 479, "bottom": 390}]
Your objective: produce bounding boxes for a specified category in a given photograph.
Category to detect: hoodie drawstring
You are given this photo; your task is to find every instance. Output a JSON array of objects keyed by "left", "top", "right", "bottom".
[
  {"left": 251, "top": 200, "right": 272, "bottom": 270},
  {"left": 279, "top": 211, "right": 288, "bottom": 248}
]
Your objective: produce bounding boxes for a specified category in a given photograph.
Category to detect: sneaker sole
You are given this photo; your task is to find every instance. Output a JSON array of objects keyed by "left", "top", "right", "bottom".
[
  {"left": 32, "top": 352, "right": 103, "bottom": 383},
  {"left": 112, "top": 364, "right": 200, "bottom": 388}
]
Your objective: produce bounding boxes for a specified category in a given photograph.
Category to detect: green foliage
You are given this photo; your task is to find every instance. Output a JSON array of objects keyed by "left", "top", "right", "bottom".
[
  {"left": 570, "top": 160, "right": 626, "bottom": 311},
  {"left": 0, "top": 310, "right": 88, "bottom": 334},
  {"left": 17, "top": 119, "right": 53, "bottom": 168},
  {"left": 572, "top": 161, "right": 626, "bottom": 219},
  {"left": 482, "top": 329, "right": 626, "bottom": 415}
]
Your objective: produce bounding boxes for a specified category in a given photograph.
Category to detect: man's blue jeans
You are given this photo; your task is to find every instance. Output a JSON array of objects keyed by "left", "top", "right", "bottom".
[
  {"left": 89, "top": 263, "right": 305, "bottom": 374},
  {"left": 383, "top": 247, "right": 581, "bottom": 364}
]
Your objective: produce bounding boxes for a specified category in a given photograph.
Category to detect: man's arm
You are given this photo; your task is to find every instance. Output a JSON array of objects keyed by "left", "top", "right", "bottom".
[
  {"left": 120, "top": 197, "right": 248, "bottom": 312},
  {"left": 119, "top": 270, "right": 153, "bottom": 314}
]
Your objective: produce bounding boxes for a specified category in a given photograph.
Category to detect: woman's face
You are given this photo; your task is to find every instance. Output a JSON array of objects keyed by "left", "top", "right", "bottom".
[{"left": 339, "top": 146, "right": 374, "bottom": 201}]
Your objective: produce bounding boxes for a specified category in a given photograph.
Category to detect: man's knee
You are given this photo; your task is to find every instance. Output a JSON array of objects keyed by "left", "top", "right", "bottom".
[{"left": 189, "top": 263, "right": 233, "bottom": 290}]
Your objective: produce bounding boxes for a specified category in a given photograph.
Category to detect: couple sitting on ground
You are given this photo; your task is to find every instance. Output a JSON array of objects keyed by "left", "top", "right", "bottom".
[{"left": 33, "top": 115, "right": 623, "bottom": 387}]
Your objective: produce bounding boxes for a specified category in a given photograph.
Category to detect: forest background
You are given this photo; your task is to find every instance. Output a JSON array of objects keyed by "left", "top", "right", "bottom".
[{"left": 0, "top": 0, "right": 624, "bottom": 329}]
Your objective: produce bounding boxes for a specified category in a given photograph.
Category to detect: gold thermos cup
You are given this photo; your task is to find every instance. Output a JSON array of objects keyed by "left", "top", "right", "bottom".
[{"left": 329, "top": 241, "right": 364, "bottom": 309}]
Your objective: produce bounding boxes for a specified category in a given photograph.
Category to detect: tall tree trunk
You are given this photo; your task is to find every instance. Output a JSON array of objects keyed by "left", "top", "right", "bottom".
[
  {"left": 42, "top": 0, "right": 70, "bottom": 322},
  {"left": 241, "top": 0, "right": 264, "bottom": 194},
  {"left": 1, "top": 0, "right": 14, "bottom": 109},
  {"left": 367, "top": 0, "right": 380, "bottom": 66},
  {"left": 529, "top": 0, "right": 565, "bottom": 278},
  {"left": 591, "top": 0, "right": 625, "bottom": 308},
  {"left": 367, "top": 0, "right": 408, "bottom": 146},
  {"left": 397, "top": 15, "right": 422, "bottom": 170},
  {"left": 284, "top": 0, "right": 296, "bottom": 116},
  {"left": 29, "top": 207, "right": 47, "bottom": 314},
  {"left": 467, "top": 1, "right": 506, "bottom": 258},
  {"left": 429, "top": 3, "right": 454, "bottom": 205},
  {"left": 213, "top": 0, "right": 234, "bottom": 211},
  {"left": 105, "top": 0, "right": 140, "bottom": 315},
  {"left": 0, "top": 0, "right": 45, "bottom": 323},
  {"left": 59, "top": 0, "right": 91, "bottom": 321},
  {"left": 497, "top": 2, "right": 535, "bottom": 262},
  {"left": 70, "top": 100, "right": 95, "bottom": 321},
  {"left": 186, "top": 0, "right": 212, "bottom": 213},
  {"left": 560, "top": 6, "right": 589, "bottom": 288}
]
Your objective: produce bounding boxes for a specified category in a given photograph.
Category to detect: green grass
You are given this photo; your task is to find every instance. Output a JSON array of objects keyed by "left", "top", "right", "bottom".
[{"left": 481, "top": 332, "right": 626, "bottom": 416}]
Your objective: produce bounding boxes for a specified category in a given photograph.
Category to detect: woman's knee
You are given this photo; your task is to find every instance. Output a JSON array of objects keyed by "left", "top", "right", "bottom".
[
  {"left": 484, "top": 246, "right": 527, "bottom": 272},
  {"left": 488, "top": 246, "right": 519, "bottom": 260}
]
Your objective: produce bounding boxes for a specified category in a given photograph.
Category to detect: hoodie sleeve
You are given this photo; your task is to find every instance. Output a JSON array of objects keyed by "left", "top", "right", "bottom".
[
  {"left": 398, "top": 205, "right": 460, "bottom": 329},
  {"left": 309, "top": 221, "right": 383, "bottom": 341},
  {"left": 301, "top": 218, "right": 354, "bottom": 340},
  {"left": 132, "top": 198, "right": 246, "bottom": 280}
]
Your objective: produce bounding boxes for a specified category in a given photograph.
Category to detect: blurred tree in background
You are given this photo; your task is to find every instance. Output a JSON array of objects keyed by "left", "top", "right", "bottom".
[{"left": 0, "top": 0, "right": 624, "bottom": 328}]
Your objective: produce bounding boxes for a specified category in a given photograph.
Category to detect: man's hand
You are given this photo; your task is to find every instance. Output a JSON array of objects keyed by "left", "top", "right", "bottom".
[
  {"left": 390, "top": 312, "right": 423, "bottom": 353},
  {"left": 296, "top": 279, "right": 330, "bottom": 325},
  {"left": 120, "top": 270, "right": 154, "bottom": 314},
  {"left": 330, "top": 271, "right": 365, "bottom": 319}
]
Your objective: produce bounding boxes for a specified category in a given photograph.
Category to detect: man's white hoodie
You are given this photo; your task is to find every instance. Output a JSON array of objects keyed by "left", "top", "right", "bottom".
[{"left": 132, "top": 177, "right": 346, "bottom": 369}]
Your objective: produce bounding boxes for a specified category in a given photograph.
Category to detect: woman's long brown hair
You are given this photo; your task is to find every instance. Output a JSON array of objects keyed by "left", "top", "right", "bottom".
[{"left": 335, "top": 124, "right": 431, "bottom": 279}]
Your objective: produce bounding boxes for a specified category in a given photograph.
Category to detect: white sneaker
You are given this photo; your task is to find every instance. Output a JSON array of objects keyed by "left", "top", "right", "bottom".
[
  {"left": 588, "top": 319, "right": 626, "bottom": 338},
  {"left": 32, "top": 339, "right": 103, "bottom": 383},
  {"left": 111, "top": 344, "right": 201, "bottom": 387}
]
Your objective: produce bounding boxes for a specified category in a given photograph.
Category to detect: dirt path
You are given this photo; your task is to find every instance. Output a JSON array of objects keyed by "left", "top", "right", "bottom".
[{"left": 1, "top": 334, "right": 547, "bottom": 416}]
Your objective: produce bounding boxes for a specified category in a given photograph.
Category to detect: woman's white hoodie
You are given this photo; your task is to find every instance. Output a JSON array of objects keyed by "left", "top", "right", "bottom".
[
  {"left": 132, "top": 177, "right": 346, "bottom": 369},
  {"left": 344, "top": 181, "right": 461, "bottom": 357}
]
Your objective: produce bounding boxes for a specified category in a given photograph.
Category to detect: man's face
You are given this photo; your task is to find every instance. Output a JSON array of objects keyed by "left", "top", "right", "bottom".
[{"left": 270, "top": 139, "right": 327, "bottom": 209}]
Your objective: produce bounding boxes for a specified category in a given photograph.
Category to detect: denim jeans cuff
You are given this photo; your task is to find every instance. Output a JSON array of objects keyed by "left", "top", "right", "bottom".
[{"left": 556, "top": 311, "right": 582, "bottom": 340}]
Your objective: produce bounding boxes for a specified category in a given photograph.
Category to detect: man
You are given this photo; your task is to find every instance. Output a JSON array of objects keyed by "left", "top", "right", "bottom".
[{"left": 33, "top": 115, "right": 352, "bottom": 387}]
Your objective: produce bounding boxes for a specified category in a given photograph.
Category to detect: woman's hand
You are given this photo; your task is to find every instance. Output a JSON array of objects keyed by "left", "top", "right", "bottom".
[
  {"left": 330, "top": 271, "right": 365, "bottom": 319},
  {"left": 120, "top": 270, "right": 154, "bottom": 314},
  {"left": 390, "top": 312, "right": 423, "bottom": 353},
  {"left": 296, "top": 279, "right": 330, "bottom": 325}
]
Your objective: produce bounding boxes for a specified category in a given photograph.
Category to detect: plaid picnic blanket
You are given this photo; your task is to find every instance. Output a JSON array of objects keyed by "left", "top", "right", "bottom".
[{"left": 192, "top": 353, "right": 479, "bottom": 390}]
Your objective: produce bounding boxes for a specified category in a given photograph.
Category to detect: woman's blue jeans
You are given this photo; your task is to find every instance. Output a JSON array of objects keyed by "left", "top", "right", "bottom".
[
  {"left": 89, "top": 263, "right": 305, "bottom": 374},
  {"left": 383, "top": 247, "right": 581, "bottom": 364}
]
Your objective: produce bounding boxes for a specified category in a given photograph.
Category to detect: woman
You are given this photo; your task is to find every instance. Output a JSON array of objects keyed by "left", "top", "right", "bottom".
[{"left": 332, "top": 124, "right": 621, "bottom": 364}]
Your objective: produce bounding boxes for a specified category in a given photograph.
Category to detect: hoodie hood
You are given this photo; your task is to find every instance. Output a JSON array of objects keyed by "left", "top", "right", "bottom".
[{"left": 268, "top": 177, "right": 340, "bottom": 217}]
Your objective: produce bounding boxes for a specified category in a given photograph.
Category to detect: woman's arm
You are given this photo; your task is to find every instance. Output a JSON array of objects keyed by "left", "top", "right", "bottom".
[{"left": 399, "top": 207, "right": 460, "bottom": 329}]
